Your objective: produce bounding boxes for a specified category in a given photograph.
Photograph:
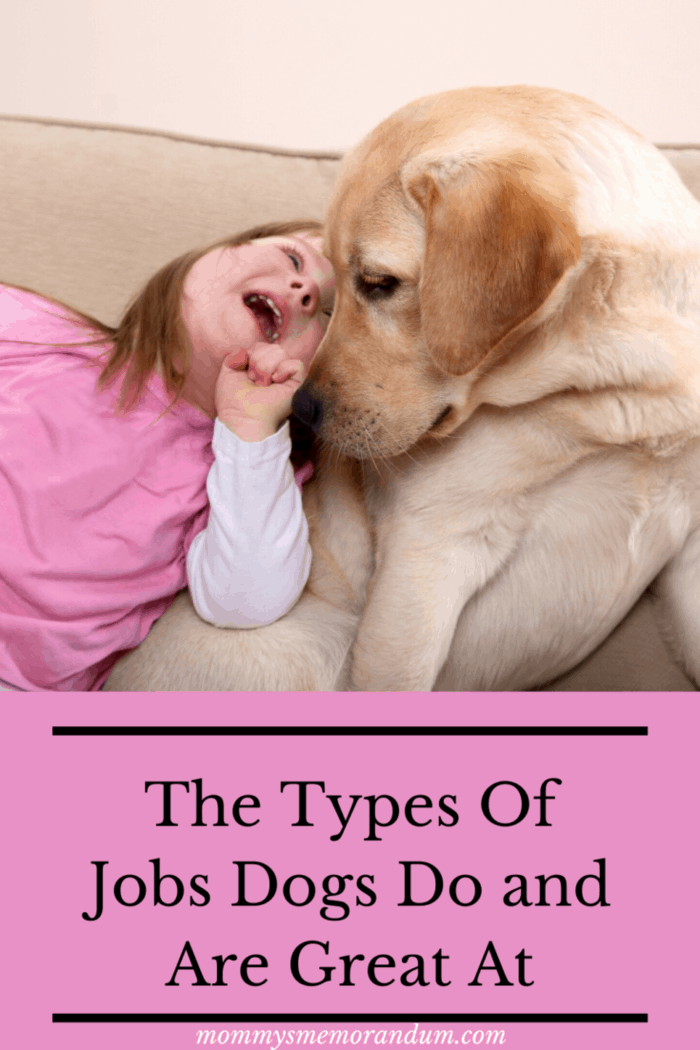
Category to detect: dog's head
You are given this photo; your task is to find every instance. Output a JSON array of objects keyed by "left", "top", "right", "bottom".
[{"left": 294, "top": 88, "right": 583, "bottom": 458}]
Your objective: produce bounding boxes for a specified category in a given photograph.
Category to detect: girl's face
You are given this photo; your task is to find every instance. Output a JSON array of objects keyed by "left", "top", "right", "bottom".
[{"left": 182, "top": 233, "right": 335, "bottom": 375}]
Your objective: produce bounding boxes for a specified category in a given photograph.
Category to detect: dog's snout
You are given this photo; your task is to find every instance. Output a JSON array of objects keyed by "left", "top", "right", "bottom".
[{"left": 292, "top": 387, "right": 324, "bottom": 433}]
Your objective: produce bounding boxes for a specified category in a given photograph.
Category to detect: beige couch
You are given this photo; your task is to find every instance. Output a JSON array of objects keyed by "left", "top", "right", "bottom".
[{"left": 1, "top": 113, "right": 698, "bottom": 691}]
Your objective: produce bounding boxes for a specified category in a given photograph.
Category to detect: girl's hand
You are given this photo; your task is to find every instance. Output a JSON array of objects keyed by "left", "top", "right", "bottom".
[
  {"left": 215, "top": 343, "right": 306, "bottom": 442},
  {"left": 246, "top": 342, "right": 298, "bottom": 386}
]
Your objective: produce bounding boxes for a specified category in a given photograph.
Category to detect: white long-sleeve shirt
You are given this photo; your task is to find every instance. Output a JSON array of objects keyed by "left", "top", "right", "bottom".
[{"left": 187, "top": 418, "right": 312, "bottom": 628}]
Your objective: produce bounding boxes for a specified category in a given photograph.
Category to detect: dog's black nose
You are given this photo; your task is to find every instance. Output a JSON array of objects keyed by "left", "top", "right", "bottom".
[{"left": 292, "top": 388, "right": 324, "bottom": 433}]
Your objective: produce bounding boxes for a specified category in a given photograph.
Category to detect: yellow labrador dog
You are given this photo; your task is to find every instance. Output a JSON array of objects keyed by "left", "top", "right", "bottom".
[{"left": 106, "top": 86, "right": 700, "bottom": 692}]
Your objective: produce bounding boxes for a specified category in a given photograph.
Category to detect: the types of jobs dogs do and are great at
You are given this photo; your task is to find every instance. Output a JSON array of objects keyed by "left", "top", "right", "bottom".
[{"left": 106, "top": 86, "right": 700, "bottom": 693}]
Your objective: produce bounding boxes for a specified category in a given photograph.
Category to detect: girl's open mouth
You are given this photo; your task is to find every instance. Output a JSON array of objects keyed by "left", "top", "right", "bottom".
[{"left": 243, "top": 293, "right": 284, "bottom": 342}]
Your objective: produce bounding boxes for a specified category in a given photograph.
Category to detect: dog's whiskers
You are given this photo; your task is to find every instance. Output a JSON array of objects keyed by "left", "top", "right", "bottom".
[
  {"left": 373, "top": 415, "right": 429, "bottom": 469},
  {"left": 359, "top": 417, "right": 394, "bottom": 480}
]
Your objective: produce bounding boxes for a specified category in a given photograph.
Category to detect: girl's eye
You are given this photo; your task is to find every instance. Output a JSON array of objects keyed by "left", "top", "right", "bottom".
[{"left": 287, "top": 252, "right": 302, "bottom": 272}]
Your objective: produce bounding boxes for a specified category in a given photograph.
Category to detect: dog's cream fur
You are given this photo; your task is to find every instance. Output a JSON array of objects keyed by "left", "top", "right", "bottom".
[{"left": 105, "top": 86, "right": 700, "bottom": 692}]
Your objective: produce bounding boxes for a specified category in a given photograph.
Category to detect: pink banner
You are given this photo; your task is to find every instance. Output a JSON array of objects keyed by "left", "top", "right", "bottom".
[{"left": 2, "top": 693, "right": 696, "bottom": 1050}]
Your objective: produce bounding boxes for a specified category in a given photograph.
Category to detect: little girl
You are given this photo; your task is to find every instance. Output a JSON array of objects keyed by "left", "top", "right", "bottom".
[{"left": 0, "top": 219, "right": 335, "bottom": 691}]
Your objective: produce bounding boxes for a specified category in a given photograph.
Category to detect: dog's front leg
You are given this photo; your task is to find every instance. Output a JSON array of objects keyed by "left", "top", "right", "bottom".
[{"left": 349, "top": 520, "right": 519, "bottom": 691}]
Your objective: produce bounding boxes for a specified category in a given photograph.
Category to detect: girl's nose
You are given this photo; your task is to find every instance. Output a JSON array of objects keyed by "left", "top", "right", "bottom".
[{"left": 289, "top": 273, "right": 319, "bottom": 314}]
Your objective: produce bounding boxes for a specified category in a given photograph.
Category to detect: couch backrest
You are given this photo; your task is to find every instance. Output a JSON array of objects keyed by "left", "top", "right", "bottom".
[{"left": 1, "top": 115, "right": 699, "bottom": 326}]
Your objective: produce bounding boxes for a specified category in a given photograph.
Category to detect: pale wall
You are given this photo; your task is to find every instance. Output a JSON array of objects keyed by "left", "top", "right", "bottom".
[{"left": 3, "top": 0, "right": 699, "bottom": 150}]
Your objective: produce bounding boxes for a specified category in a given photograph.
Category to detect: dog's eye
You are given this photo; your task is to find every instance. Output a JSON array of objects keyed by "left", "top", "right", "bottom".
[{"left": 357, "top": 274, "right": 399, "bottom": 300}]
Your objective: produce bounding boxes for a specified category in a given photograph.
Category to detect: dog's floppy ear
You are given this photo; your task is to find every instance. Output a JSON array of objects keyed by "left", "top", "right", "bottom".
[{"left": 403, "top": 159, "right": 581, "bottom": 375}]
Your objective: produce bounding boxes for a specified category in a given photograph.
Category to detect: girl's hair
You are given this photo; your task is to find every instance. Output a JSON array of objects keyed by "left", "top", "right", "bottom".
[{"left": 3, "top": 218, "right": 323, "bottom": 412}]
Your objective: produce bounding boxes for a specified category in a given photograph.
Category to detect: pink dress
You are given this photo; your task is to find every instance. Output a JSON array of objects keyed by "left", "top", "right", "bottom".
[{"left": 0, "top": 286, "right": 216, "bottom": 690}]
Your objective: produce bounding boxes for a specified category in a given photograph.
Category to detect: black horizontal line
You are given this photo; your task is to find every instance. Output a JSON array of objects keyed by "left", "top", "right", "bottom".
[
  {"left": 52, "top": 1012, "right": 648, "bottom": 1023},
  {"left": 51, "top": 726, "right": 648, "bottom": 737}
]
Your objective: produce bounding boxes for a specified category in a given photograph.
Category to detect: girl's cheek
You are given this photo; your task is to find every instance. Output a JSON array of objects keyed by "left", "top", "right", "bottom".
[
  {"left": 296, "top": 329, "right": 324, "bottom": 369},
  {"left": 282, "top": 321, "right": 325, "bottom": 368}
]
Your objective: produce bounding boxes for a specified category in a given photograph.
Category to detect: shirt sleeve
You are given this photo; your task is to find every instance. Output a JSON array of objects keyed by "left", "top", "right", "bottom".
[{"left": 186, "top": 418, "right": 312, "bottom": 628}]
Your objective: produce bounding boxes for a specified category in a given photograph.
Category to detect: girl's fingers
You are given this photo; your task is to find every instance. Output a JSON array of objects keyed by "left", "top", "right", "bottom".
[
  {"left": 248, "top": 362, "right": 273, "bottom": 386},
  {"left": 225, "top": 349, "right": 249, "bottom": 371},
  {"left": 220, "top": 347, "right": 304, "bottom": 389},
  {"left": 248, "top": 343, "right": 291, "bottom": 379},
  {"left": 276, "top": 359, "right": 304, "bottom": 383},
  {"left": 271, "top": 365, "right": 295, "bottom": 383}
]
